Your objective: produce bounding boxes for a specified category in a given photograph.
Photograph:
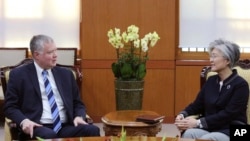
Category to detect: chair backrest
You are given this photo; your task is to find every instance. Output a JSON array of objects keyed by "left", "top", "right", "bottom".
[
  {"left": 0, "top": 48, "right": 29, "bottom": 67},
  {"left": 200, "top": 59, "right": 250, "bottom": 124},
  {"left": 56, "top": 48, "right": 77, "bottom": 66},
  {"left": 0, "top": 58, "right": 82, "bottom": 97},
  {"left": 0, "top": 48, "right": 29, "bottom": 99}
]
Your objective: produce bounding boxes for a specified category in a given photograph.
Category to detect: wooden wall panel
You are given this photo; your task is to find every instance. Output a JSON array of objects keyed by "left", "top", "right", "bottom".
[
  {"left": 81, "top": 69, "right": 116, "bottom": 117},
  {"left": 175, "top": 66, "right": 204, "bottom": 115},
  {"left": 143, "top": 69, "right": 175, "bottom": 122},
  {"left": 82, "top": 68, "right": 175, "bottom": 122},
  {"left": 81, "top": 0, "right": 176, "bottom": 60},
  {"left": 80, "top": 0, "right": 177, "bottom": 123}
]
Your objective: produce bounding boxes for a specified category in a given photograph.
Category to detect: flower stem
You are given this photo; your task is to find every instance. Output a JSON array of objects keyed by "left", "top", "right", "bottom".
[
  {"left": 116, "top": 48, "right": 119, "bottom": 59},
  {"left": 130, "top": 41, "right": 134, "bottom": 60}
]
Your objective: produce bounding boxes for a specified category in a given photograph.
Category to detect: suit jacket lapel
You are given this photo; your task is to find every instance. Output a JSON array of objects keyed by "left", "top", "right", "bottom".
[
  {"left": 51, "top": 68, "right": 64, "bottom": 99},
  {"left": 28, "top": 63, "right": 42, "bottom": 99}
]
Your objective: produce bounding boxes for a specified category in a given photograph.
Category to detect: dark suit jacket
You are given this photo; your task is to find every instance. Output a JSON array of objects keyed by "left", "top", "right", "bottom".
[
  {"left": 180, "top": 69, "right": 249, "bottom": 136},
  {"left": 4, "top": 63, "right": 86, "bottom": 126}
]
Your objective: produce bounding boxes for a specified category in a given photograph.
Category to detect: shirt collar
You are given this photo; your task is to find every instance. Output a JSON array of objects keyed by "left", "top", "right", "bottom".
[{"left": 34, "top": 61, "right": 52, "bottom": 76}]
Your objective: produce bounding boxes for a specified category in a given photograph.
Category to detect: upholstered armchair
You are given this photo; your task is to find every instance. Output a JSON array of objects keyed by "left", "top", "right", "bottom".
[
  {"left": 0, "top": 48, "right": 28, "bottom": 123},
  {"left": 199, "top": 59, "right": 250, "bottom": 124},
  {"left": 0, "top": 58, "right": 93, "bottom": 141}
]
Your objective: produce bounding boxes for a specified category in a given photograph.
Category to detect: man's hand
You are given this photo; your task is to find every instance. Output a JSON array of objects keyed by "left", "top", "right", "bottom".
[
  {"left": 21, "top": 119, "right": 42, "bottom": 138},
  {"left": 73, "top": 116, "right": 88, "bottom": 126}
]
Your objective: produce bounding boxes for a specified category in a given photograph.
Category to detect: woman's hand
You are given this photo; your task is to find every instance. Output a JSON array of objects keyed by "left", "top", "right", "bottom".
[
  {"left": 175, "top": 114, "right": 184, "bottom": 120},
  {"left": 174, "top": 116, "right": 198, "bottom": 131},
  {"left": 174, "top": 114, "right": 185, "bottom": 132}
]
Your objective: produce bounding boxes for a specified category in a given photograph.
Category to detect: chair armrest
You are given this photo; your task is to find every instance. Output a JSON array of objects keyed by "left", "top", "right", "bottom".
[
  {"left": 5, "top": 117, "right": 20, "bottom": 140},
  {"left": 5, "top": 117, "right": 17, "bottom": 128}
]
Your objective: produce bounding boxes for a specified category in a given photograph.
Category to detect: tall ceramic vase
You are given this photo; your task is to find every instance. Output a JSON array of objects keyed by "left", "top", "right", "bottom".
[{"left": 114, "top": 79, "right": 144, "bottom": 110}]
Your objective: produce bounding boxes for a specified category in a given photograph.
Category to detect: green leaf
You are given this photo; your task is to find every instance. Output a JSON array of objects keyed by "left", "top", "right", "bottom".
[
  {"left": 120, "top": 63, "right": 133, "bottom": 79},
  {"left": 120, "top": 126, "right": 126, "bottom": 141},
  {"left": 136, "top": 63, "right": 146, "bottom": 80},
  {"left": 112, "top": 62, "right": 121, "bottom": 78},
  {"left": 36, "top": 136, "right": 45, "bottom": 141}
]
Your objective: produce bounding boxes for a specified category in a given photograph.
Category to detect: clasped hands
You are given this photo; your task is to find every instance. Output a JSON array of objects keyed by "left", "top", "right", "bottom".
[
  {"left": 174, "top": 114, "right": 198, "bottom": 132},
  {"left": 21, "top": 116, "right": 88, "bottom": 138}
]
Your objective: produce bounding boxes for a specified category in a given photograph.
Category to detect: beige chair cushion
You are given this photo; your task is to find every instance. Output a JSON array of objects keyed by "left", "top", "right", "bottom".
[
  {"left": 0, "top": 86, "right": 4, "bottom": 100},
  {"left": 0, "top": 69, "right": 10, "bottom": 99},
  {"left": 233, "top": 67, "right": 250, "bottom": 124},
  {"left": 5, "top": 69, "right": 10, "bottom": 82},
  {"left": 56, "top": 48, "right": 77, "bottom": 66}
]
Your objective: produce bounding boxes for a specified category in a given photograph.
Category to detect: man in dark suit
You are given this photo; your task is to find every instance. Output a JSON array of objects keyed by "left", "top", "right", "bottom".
[{"left": 4, "top": 35, "right": 100, "bottom": 139}]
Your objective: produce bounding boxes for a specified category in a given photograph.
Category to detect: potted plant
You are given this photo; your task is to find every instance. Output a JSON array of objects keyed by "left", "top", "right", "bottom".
[{"left": 107, "top": 25, "right": 160, "bottom": 110}]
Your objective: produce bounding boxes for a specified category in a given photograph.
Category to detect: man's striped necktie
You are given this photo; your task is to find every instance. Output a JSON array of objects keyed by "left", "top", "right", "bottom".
[{"left": 42, "top": 70, "right": 62, "bottom": 133}]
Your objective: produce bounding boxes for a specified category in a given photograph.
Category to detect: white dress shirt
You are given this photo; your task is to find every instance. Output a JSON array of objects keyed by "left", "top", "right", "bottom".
[{"left": 34, "top": 62, "right": 67, "bottom": 124}]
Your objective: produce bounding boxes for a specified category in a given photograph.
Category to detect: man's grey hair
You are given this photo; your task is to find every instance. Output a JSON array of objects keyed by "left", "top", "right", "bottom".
[{"left": 30, "top": 34, "right": 54, "bottom": 55}]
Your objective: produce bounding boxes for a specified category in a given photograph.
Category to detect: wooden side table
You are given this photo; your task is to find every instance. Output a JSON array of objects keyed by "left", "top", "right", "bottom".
[{"left": 101, "top": 110, "right": 164, "bottom": 136}]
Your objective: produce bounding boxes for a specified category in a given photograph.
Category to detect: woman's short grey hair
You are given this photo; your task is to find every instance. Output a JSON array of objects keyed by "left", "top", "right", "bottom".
[
  {"left": 208, "top": 39, "right": 240, "bottom": 68},
  {"left": 30, "top": 34, "right": 54, "bottom": 55}
]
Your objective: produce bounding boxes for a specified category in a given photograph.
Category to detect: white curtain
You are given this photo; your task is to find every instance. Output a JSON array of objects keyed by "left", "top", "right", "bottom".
[
  {"left": 179, "top": 0, "right": 250, "bottom": 49},
  {"left": 0, "top": 0, "right": 80, "bottom": 48}
]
